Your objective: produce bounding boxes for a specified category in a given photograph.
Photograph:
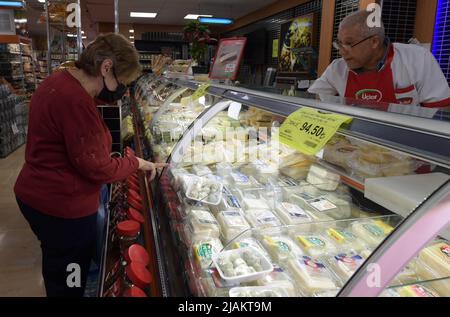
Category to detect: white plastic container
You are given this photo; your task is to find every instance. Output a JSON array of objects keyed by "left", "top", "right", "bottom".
[
  {"left": 327, "top": 252, "right": 365, "bottom": 283},
  {"left": 186, "top": 177, "right": 223, "bottom": 205},
  {"left": 186, "top": 209, "right": 221, "bottom": 241},
  {"left": 292, "top": 233, "right": 338, "bottom": 258},
  {"left": 192, "top": 237, "right": 224, "bottom": 270},
  {"left": 229, "top": 285, "right": 290, "bottom": 297},
  {"left": 192, "top": 165, "right": 213, "bottom": 177},
  {"left": 212, "top": 246, "right": 274, "bottom": 284},
  {"left": 306, "top": 164, "right": 341, "bottom": 191},
  {"left": 274, "top": 202, "right": 314, "bottom": 225},
  {"left": 245, "top": 209, "right": 282, "bottom": 229},
  {"left": 261, "top": 235, "right": 303, "bottom": 263},
  {"left": 216, "top": 210, "right": 251, "bottom": 243}
]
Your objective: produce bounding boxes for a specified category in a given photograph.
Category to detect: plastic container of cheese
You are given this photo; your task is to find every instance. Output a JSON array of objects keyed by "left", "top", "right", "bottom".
[
  {"left": 192, "top": 164, "right": 213, "bottom": 177},
  {"left": 216, "top": 210, "right": 251, "bottom": 243},
  {"left": 231, "top": 237, "right": 271, "bottom": 260},
  {"left": 274, "top": 202, "right": 315, "bottom": 226},
  {"left": 325, "top": 227, "right": 369, "bottom": 252},
  {"left": 245, "top": 209, "right": 282, "bottom": 229},
  {"left": 306, "top": 164, "right": 341, "bottom": 191},
  {"left": 292, "top": 233, "right": 338, "bottom": 259},
  {"left": 289, "top": 194, "right": 335, "bottom": 222},
  {"left": 261, "top": 235, "right": 303, "bottom": 263},
  {"left": 327, "top": 252, "right": 366, "bottom": 284},
  {"left": 287, "top": 255, "right": 339, "bottom": 296},
  {"left": 229, "top": 285, "right": 290, "bottom": 297},
  {"left": 192, "top": 237, "right": 224, "bottom": 270},
  {"left": 185, "top": 209, "right": 221, "bottom": 243},
  {"left": 186, "top": 177, "right": 223, "bottom": 205},
  {"left": 351, "top": 220, "right": 394, "bottom": 248},
  {"left": 212, "top": 246, "right": 274, "bottom": 283}
]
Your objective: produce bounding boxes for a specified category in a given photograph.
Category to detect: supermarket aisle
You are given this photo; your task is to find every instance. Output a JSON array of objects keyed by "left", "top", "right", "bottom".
[{"left": 0, "top": 146, "right": 45, "bottom": 296}]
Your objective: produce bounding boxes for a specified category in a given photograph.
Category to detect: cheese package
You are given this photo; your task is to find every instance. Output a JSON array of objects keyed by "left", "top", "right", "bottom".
[
  {"left": 280, "top": 161, "right": 311, "bottom": 180},
  {"left": 198, "top": 276, "right": 231, "bottom": 297},
  {"left": 274, "top": 202, "right": 314, "bottom": 225},
  {"left": 209, "top": 186, "right": 242, "bottom": 214},
  {"left": 306, "top": 164, "right": 341, "bottom": 191},
  {"left": 277, "top": 144, "right": 314, "bottom": 169},
  {"left": 261, "top": 235, "right": 303, "bottom": 263},
  {"left": 320, "top": 194, "right": 352, "bottom": 219},
  {"left": 323, "top": 137, "right": 359, "bottom": 170},
  {"left": 215, "top": 162, "right": 233, "bottom": 176},
  {"left": 395, "top": 284, "right": 440, "bottom": 297},
  {"left": 351, "top": 220, "right": 394, "bottom": 248},
  {"left": 287, "top": 256, "right": 339, "bottom": 295},
  {"left": 193, "top": 238, "right": 224, "bottom": 269},
  {"left": 186, "top": 210, "right": 221, "bottom": 242},
  {"left": 418, "top": 241, "right": 450, "bottom": 278},
  {"left": 228, "top": 171, "right": 259, "bottom": 189},
  {"left": 192, "top": 165, "right": 213, "bottom": 177},
  {"left": 216, "top": 210, "right": 251, "bottom": 243},
  {"left": 326, "top": 227, "right": 368, "bottom": 252},
  {"left": 415, "top": 262, "right": 450, "bottom": 296},
  {"left": 293, "top": 234, "right": 338, "bottom": 258},
  {"left": 290, "top": 194, "right": 337, "bottom": 222},
  {"left": 327, "top": 252, "right": 365, "bottom": 283},
  {"left": 245, "top": 209, "right": 282, "bottom": 229},
  {"left": 242, "top": 198, "right": 270, "bottom": 211},
  {"left": 241, "top": 159, "right": 279, "bottom": 184},
  {"left": 255, "top": 265, "right": 298, "bottom": 296},
  {"left": 229, "top": 285, "right": 291, "bottom": 297},
  {"left": 232, "top": 237, "right": 271, "bottom": 260}
]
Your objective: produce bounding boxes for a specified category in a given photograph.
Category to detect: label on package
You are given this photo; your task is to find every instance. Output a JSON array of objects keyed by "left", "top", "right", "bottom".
[
  {"left": 281, "top": 203, "right": 310, "bottom": 219},
  {"left": 310, "top": 198, "right": 337, "bottom": 212}
]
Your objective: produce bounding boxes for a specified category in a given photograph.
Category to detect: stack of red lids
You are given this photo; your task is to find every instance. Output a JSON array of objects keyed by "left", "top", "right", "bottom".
[
  {"left": 127, "top": 189, "right": 143, "bottom": 211},
  {"left": 126, "top": 262, "right": 152, "bottom": 289},
  {"left": 116, "top": 220, "right": 140, "bottom": 237},
  {"left": 127, "top": 207, "right": 145, "bottom": 224}
]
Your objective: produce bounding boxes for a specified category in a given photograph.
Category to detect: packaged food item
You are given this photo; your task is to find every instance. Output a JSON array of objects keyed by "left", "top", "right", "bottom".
[
  {"left": 245, "top": 209, "right": 282, "bottom": 229},
  {"left": 216, "top": 210, "right": 251, "bottom": 243},
  {"left": 395, "top": 284, "right": 440, "bottom": 297},
  {"left": 241, "top": 159, "right": 279, "bottom": 184},
  {"left": 287, "top": 256, "right": 338, "bottom": 295},
  {"left": 185, "top": 177, "right": 223, "bottom": 205},
  {"left": 326, "top": 227, "right": 368, "bottom": 252},
  {"left": 192, "top": 165, "right": 213, "bottom": 177},
  {"left": 229, "top": 285, "right": 290, "bottom": 297},
  {"left": 229, "top": 171, "right": 260, "bottom": 189},
  {"left": 289, "top": 194, "right": 337, "bottom": 222},
  {"left": 232, "top": 237, "right": 271, "bottom": 260},
  {"left": 351, "top": 220, "right": 394, "bottom": 248},
  {"left": 261, "top": 235, "right": 303, "bottom": 263},
  {"left": 193, "top": 238, "right": 224, "bottom": 269},
  {"left": 215, "top": 162, "right": 233, "bottom": 176},
  {"left": 293, "top": 234, "right": 338, "bottom": 258},
  {"left": 415, "top": 262, "right": 450, "bottom": 296},
  {"left": 279, "top": 161, "right": 311, "bottom": 180},
  {"left": 306, "top": 164, "right": 341, "bottom": 191},
  {"left": 212, "top": 247, "right": 274, "bottom": 283},
  {"left": 274, "top": 202, "right": 314, "bottom": 225},
  {"left": 198, "top": 276, "right": 231, "bottom": 297},
  {"left": 186, "top": 209, "right": 220, "bottom": 241},
  {"left": 242, "top": 198, "right": 270, "bottom": 211},
  {"left": 418, "top": 241, "right": 450, "bottom": 278},
  {"left": 255, "top": 265, "right": 298, "bottom": 296},
  {"left": 323, "top": 137, "right": 358, "bottom": 170},
  {"left": 327, "top": 252, "right": 365, "bottom": 282},
  {"left": 320, "top": 194, "right": 352, "bottom": 219}
]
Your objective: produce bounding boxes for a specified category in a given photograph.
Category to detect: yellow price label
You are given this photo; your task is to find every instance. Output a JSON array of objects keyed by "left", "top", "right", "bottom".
[
  {"left": 279, "top": 107, "right": 353, "bottom": 156},
  {"left": 191, "top": 83, "right": 211, "bottom": 101}
]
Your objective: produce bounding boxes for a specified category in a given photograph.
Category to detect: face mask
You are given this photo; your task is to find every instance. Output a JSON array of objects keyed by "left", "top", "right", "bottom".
[{"left": 97, "top": 72, "right": 127, "bottom": 103}]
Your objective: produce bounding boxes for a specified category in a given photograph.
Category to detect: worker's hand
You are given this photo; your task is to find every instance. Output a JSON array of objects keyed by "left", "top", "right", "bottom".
[{"left": 136, "top": 158, "right": 169, "bottom": 181}]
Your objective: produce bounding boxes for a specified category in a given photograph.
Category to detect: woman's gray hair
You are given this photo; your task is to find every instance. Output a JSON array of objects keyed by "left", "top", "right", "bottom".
[{"left": 339, "top": 10, "right": 385, "bottom": 42}]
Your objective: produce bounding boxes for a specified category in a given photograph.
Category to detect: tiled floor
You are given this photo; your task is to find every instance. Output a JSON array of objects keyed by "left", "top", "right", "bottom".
[{"left": 0, "top": 146, "right": 46, "bottom": 296}]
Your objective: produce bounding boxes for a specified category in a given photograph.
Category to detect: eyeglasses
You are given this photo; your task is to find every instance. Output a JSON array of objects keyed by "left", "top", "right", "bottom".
[{"left": 333, "top": 35, "right": 376, "bottom": 51}]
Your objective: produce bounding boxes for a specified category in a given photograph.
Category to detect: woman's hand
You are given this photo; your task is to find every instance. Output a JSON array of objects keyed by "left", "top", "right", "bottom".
[{"left": 136, "top": 158, "right": 169, "bottom": 181}]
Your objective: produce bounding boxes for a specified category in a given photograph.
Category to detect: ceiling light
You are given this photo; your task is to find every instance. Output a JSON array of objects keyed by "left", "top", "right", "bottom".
[
  {"left": 14, "top": 18, "right": 27, "bottom": 23},
  {"left": 130, "top": 12, "right": 157, "bottom": 18},
  {"left": 81, "top": 31, "right": 84, "bottom": 34},
  {"left": 129, "top": 36, "right": 134, "bottom": 39},
  {"left": 198, "top": 17, "right": 233, "bottom": 25},
  {"left": 38, "top": 0, "right": 45, "bottom": 3},
  {"left": 184, "top": 14, "right": 213, "bottom": 20},
  {"left": 82, "top": 36, "right": 87, "bottom": 39},
  {"left": 0, "top": 1, "right": 24, "bottom": 7},
  {"left": 67, "top": 34, "right": 76, "bottom": 37},
  {"left": 129, "top": 29, "right": 134, "bottom": 33}
]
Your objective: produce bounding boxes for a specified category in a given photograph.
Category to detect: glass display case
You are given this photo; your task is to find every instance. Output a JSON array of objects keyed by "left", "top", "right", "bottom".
[{"left": 130, "top": 75, "right": 450, "bottom": 297}]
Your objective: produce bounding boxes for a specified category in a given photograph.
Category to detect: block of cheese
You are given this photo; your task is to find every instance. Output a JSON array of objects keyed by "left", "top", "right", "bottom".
[
  {"left": 294, "top": 234, "right": 338, "bottom": 258},
  {"left": 245, "top": 209, "right": 282, "bottom": 229},
  {"left": 418, "top": 241, "right": 450, "bottom": 277},
  {"left": 186, "top": 210, "right": 220, "bottom": 241},
  {"left": 395, "top": 284, "right": 440, "bottom": 297},
  {"left": 232, "top": 237, "right": 271, "bottom": 260},
  {"left": 280, "top": 162, "right": 311, "bottom": 180},
  {"left": 328, "top": 252, "right": 365, "bottom": 283},
  {"left": 209, "top": 187, "right": 242, "bottom": 214},
  {"left": 326, "top": 227, "right": 368, "bottom": 252},
  {"left": 255, "top": 265, "right": 298, "bottom": 296},
  {"left": 320, "top": 194, "right": 352, "bottom": 219},
  {"left": 261, "top": 235, "right": 303, "bottom": 263},
  {"left": 229, "top": 171, "right": 259, "bottom": 189},
  {"left": 289, "top": 194, "right": 335, "bottom": 222},
  {"left": 192, "top": 165, "right": 213, "bottom": 177},
  {"left": 275, "top": 202, "right": 314, "bottom": 225},
  {"left": 242, "top": 198, "right": 270, "bottom": 211},
  {"left": 216, "top": 210, "right": 251, "bottom": 243},
  {"left": 351, "top": 220, "right": 394, "bottom": 248},
  {"left": 415, "top": 263, "right": 450, "bottom": 297},
  {"left": 287, "top": 256, "right": 338, "bottom": 295},
  {"left": 307, "top": 164, "right": 341, "bottom": 191},
  {"left": 193, "top": 238, "right": 224, "bottom": 269}
]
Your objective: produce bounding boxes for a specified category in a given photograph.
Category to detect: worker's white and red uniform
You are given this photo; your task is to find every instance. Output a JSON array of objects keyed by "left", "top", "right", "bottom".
[{"left": 309, "top": 42, "right": 450, "bottom": 108}]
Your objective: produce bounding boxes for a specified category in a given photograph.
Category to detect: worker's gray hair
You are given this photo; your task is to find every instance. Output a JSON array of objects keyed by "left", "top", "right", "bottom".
[{"left": 339, "top": 10, "right": 385, "bottom": 42}]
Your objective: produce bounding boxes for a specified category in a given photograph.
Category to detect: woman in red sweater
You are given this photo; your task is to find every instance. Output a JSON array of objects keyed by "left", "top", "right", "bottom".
[{"left": 14, "top": 33, "right": 165, "bottom": 297}]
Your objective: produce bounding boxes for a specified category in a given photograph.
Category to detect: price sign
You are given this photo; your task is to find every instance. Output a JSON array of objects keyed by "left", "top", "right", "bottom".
[
  {"left": 279, "top": 107, "right": 352, "bottom": 155},
  {"left": 191, "top": 83, "right": 210, "bottom": 101}
]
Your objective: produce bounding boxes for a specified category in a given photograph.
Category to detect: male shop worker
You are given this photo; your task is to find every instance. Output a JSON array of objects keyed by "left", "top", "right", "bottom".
[{"left": 308, "top": 10, "right": 450, "bottom": 109}]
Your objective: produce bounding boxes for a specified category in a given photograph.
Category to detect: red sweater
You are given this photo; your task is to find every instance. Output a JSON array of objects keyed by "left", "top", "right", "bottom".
[{"left": 14, "top": 70, "right": 139, "bottom": 219}]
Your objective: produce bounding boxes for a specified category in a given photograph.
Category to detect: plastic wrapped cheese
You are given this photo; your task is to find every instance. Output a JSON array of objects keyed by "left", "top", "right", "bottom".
[
  {"left": 280, "top": 161, "right": 311, "bottom": 180},
  {"left": 306, "top": 164, "right": 341, "bottom": 191},
  {"left": 294, "top": 234, "right": 338, "bottom": 258},
  {"left": 209, "top": 189, "right": 242, "bottom": 214},
  {"left": 320, "top": 194, "right": 352, "bottom": 219},
  {"left": 326, "top": 227, "right": 368, "bottom": 252},
  {"left": 229, "top": 171, "right": 259, "bottom": 189},
  {"left": 255, "top": 265, "right": 298, "bottom": 297},
  {"left": 216, "top": 210, "right": 251, "bottom": 243},
  {"left": 275, "top": 202, "right": 314, "bottom": 225},
  {"left": 287, "top": 256, "right": 338, "bottom": 295},
  {"left": 186, "top": 210, "right": 220, "bottom": 241},
  {"left": 289, "top": 194, "right": 336, "bottom": 222},
  {"left": 229, "top": 285, "right": 290, "bottom": 297},
  {"left": 242, "top": 198, "right": 270, "bottom": 211},
  {"left": 192, "top": 165, "right": 213, "bottom": 177},
  {"left": 418, "top": 241, "right": 450, "bottom": 278},
  {"left": 232, "top": 237, "right": 271, "bottom": 260},
  {"left": 351, "top": 220, "right": 394, "bottom": 248},
  {"left": 245, "top": 209, "right": 282, "bottom": 229},
  {"left": 327, "top": 252, "right": 365, "bottom": 283},
  {"left": 261, "top": 235, "right": 303, "bottom": 263},
  {"left": 415, "top": 263, "right": 450, "bottom": 296},
  {"left": 193, "top": 238, "right": 224, "bottom": 269},
  {"left": 395, "top": 284, "right": 440, "bottom": 297}
]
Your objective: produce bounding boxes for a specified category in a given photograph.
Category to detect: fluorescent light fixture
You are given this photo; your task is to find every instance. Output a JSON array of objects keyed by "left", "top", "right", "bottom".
[
  {"left": 129, "top": 36, "right": 134, "bottom": 39},
  {"left": 82, "top": 36, "right": 87, "bottom": 39},
  {"left": 38, "top": 0, "right": 45, "bottom": 3},
  {"left": 14, "top": 18, "right": 27, "bottom": 23},
  {"left": 81, "top": 30, "right": 85, "bottom": 34},
  {"left": 184, "top": 14, "right": 213, "bottom": 20},
  {"left": 129, "top": 29, "right": 134, "bottom": 33},
  {"left": 0, "top": 1, "right": 24, "bottom": 7},
  {"left": 130, "top": 12, "right": 157, "bottom": 18},
  {"left": 198, "top": 17, "right": 233, "bottom": 25},
  {"left": 67, "top": 34, "right": 76, "bottom": 37}
]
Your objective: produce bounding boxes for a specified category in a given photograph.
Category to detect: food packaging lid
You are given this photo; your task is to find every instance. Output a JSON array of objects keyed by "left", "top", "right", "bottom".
[
  {"left": 126, "top": 262, "right": 152, "bottom": 289},
  {"left": 127, "top": 195, "right": 143, "bottom": 211},
  {"left": 124, "top": 244, "right": 150, "bottom": 265},
  {"left": 123, "top": 286, "right": 147, "bottom": 297},
  {"left": 127, "top": 207, "right": 145, "bottom": 224},
  {"left": 117, "top": 220, "right": 140, "bottom": 237}
]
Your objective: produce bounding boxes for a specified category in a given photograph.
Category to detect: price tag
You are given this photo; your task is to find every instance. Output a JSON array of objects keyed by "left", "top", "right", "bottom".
[
  {"left": 11, "top": 123, "right": 19, "bottom": 135},
  {"left": 191, "top": 83, "right": 210, "bottom": 101},
  {"left": 279, "top": 107, "right": 352, "bottom": 156}
]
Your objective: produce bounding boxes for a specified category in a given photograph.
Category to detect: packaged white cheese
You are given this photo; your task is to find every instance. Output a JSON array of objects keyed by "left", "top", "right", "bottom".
[
  {"left": 186, "top": 210, "right": 221, "bottom": 242},
  {"left": 293, "top": 234, "right": 338, "bottom": 258},
  {"left": 274, "top": 202, "right": 314, "bottom": 226},
  {"left": 307, "top": 164, "right": 341, "bottom": 191},
  {"left": 287, "top": 255, "right": 339, "bottom": 295},
  {"left": 351, "top": 220, "right": 394, "bottom": 248},
  {"left": 261, "top": 235, "right": 303, "bottom": 263},
  {"left": 231, "top": 237, "right": 271, "bottom": 260},
  {"left": 192, "top": 238, "right": 224, "bottom": 270},
  {"left": 327, "top": 252, "right": 365, "bottom": 283},
  {"left": 325, "top": 227, "right": 368, "bottom": 252},
  {"left": 192, "top": 164, "right": 213, "bottom": 177},
  {"left": 216, "top": 210, "right": 251, "bottom": 243},
  {"left": 245, "top": 209, "right": 282, "bottom": 229},
  {"left": 242, "top": 198, "right": 270, "bottom": 211}
]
